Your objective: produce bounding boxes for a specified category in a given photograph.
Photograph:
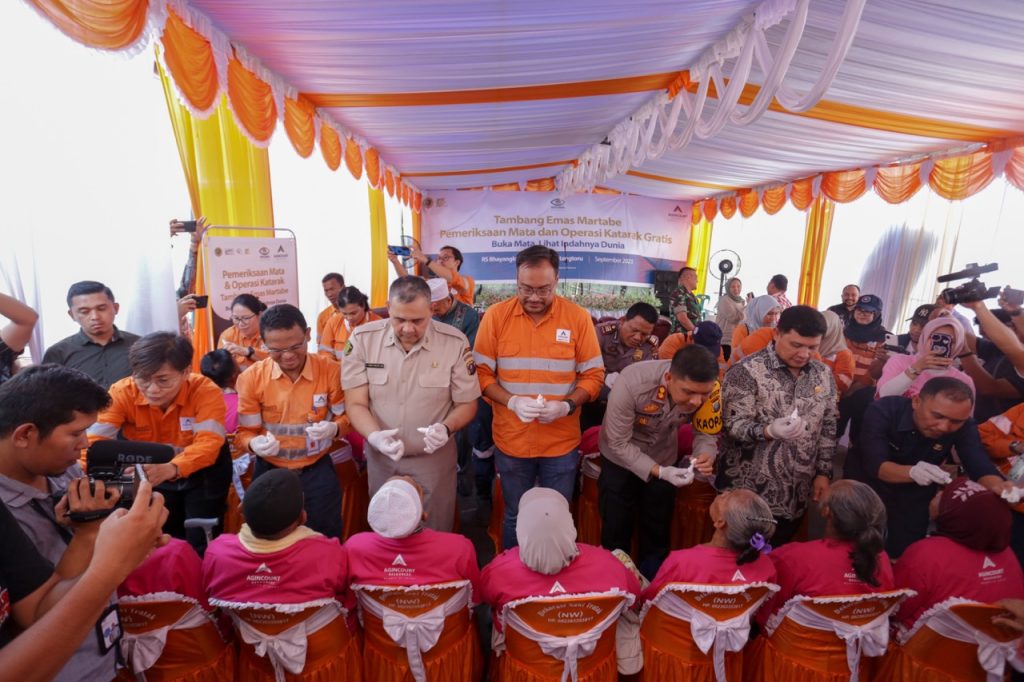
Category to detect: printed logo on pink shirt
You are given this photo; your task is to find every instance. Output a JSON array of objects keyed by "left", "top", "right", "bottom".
[
  {"left": 732, "top": 570, "right": 747, "bottom": 582},
  {"left": 386, "top": 554, "right": 414, "bottom": 578},
  {"left": 549, "top": 581, "right": 566, "bottom": 594},
  {"left": 980, "top": 556, "right": 1005, "bottom": 583},
  {"left": 247, "top": 562, "right": 280, "bottom": 586}
]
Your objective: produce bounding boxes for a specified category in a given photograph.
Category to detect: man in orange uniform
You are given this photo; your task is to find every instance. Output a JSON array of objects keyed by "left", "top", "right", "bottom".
[
  {"left": 315, "top": 272, "right": 345, "bottom": 345},
  {"left": 474, "top": 245, "right": 605, "bottom": 548},
  {"left": 235, "top": 304, "right": 349, "bottom": 539},
  {"left": 408, "top": 244, "right": 476, "bottom": 305},
  {"left": 87, "top": 332, "right": 230, "bottom": 551}
]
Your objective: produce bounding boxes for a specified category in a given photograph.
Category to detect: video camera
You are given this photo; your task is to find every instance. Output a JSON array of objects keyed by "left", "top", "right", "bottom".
[
  {"left": 70, "top": 440, "right": 175, "bottom": 522},
  {"left": 937, "top": 262, "right": 1000, "bottom": 305}
]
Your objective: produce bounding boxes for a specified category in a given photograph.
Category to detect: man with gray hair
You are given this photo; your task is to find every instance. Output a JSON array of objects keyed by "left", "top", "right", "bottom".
[{"left": 343, "top": 276, "right": 480, "bottom": 531}]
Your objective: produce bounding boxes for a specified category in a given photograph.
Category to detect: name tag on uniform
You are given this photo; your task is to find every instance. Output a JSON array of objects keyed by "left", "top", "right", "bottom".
[
  {"left": 366, "top": 362, "right": 386, "bottom": 369},
  {"left": 556, "top": 329, "right": 571, "bottom": 343},
  {"left": 312, "top": 393, "right": 328, "bottom": 408},
  {"left": 179, "top": 417, "right": 194, "bottom": 431}
]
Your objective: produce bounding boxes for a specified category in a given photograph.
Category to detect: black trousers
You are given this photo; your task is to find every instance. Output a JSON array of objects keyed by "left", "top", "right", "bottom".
[
  {"left": 253, "top": 454, "right": 343, "bottom": 539},
  {"left": 158, "top": 442, "right": 232, "bottom": 554},
  {"left": 598, "top": 458, "right": 677, "bottom": 577}
]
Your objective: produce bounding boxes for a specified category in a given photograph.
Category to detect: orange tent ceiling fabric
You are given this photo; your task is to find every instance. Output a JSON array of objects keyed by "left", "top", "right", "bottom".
[
  {"left": 283, "top": 96, "right": 316, "bottom": 158},
  {"left": 29, "top": 0, "right": 148, "bottom": 51},
  {"left": 160, "top": 9, "right": 218, "bottom": 114},
  {"left": 319, "top": 123, "right": 342, "bottom": 171}
]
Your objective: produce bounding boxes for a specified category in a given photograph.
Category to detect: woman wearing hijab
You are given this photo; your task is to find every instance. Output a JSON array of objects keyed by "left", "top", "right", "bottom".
[
  {"left": 839, "top": 294, "right": 890, "bottom": 440},
  {"left": 482, "top": 487, "right": 641, "bottom": 616},
  {"left": 715, "top": 278, "right": 746, "bottom": 361},
  {"left": 643, "top": 489, "right": 777, "bottom": 602},
  {"left": 345, "top": 476, "right": 480, "bottom": 593},
  {"left": 877, "top": 317, "right": 975, "bottom": 399},
  {"left": 727, "top": 295, "right": 781, "bottom": 366},
  {"left": 346, "top": 477, "right": 482, "bottom": 682},
  {"left": 818, "top": 310, "right": 855, "bottom": 397},
  {"left": 893, "top": 477, "right": 1024, "bottom": 631}
]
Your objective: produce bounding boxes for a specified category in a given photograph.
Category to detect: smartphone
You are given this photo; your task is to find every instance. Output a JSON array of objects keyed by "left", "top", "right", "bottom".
[
  {"left": 388, "top": 245, "right": 411, "bottom": 257},
  {"left": 930, "top": 332, "right": 953, "bottom": 357},
  {"left": 1005, "top": 287, "right": 1024, "bottom": 306},
  {"left": 180, "top": 220, "right": 197, "bottom": 233},
  {"left": 132, "top": 463, "right": 148, "bottom": 500},
  {"left": 884, "top": 332, "right": 898, "bottom": 347},
  {"left": 192, "top": 295, "right": 209, "bottom": 309}
]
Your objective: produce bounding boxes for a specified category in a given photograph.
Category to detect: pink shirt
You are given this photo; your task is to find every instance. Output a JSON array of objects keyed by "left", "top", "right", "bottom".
[
  {"left": 481, "top": 544, "right": 642, "bottom": 631},
  {"left": 877, "top": 356, "right": 975, "bottom": 399},
  {"left": 643, "top": 544, "right": 777, "bottom": 603},
  {"left": 344, "top": 529, "right": 481, "bottom": 603},
  {"left": 894, "top": 536, "right": 1024, "bottom": 629},
  {"left": 223, "top": 391, "right": 239, "bottom": 435},
  {"left": 119, "top": 539, "right": 208, "bottom": 609},
  {"left": 202, "top": 533, "right": 352, "bottom": 609},
  {"left": 757, "top": 539, "right": 895, "bottom": 626}
]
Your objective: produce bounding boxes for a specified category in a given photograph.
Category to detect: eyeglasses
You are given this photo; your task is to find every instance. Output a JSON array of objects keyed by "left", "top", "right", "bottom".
[
  {"left": 517, "top": 284, "right": 554, "bottom": 298},
  {"left": 133, "top": 374, "right": 181, "bottom": 390},
  {"left": 264, "top": 342, "right": 306, "bottom": 356},
  {"left": 232, "top": 314, "right": 256, "bottom": 324}
]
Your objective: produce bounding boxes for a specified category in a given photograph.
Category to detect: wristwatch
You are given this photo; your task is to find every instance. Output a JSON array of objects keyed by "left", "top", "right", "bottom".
[
  {"left": 563, "top": 399, "right": 578, "bottom": 415},
  {"left": 246, "top": 346, "right": 255, "bottom": 359},
  {"left": 1012, "top": 441, "right": 1024, "bottom": 455}
]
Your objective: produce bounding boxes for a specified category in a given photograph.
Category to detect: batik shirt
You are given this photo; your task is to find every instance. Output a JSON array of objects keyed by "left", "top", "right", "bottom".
[{"left": 715, "top": 343, "right": 838, "bottom": 519}]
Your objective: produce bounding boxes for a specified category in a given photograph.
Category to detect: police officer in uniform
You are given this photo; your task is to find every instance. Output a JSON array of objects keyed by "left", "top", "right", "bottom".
[
  {"left": 343, "top": 276, "right": 480, "bottom": 532},
  {"left": 582, "top": 302, "right": 661, "bottom": 430},
  {"left": 598, "top": 345, "right": 721, "bottom": 574}
]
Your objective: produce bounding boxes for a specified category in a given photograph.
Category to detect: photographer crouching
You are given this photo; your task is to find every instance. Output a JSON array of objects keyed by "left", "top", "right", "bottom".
[
  {"left": 86, "top": 332, "right": 231, "bottom": 552},
  {"left": 0, "top": 365, "right": 125, "bottom": 681}
]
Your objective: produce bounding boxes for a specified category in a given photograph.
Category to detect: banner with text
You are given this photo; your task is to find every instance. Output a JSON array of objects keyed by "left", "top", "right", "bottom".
[
  {"left": 205, "top": 235, "right": 299, "bottom": 339},
  {"left": 421, "top": 192, "right": 691, "bottom": 286}
]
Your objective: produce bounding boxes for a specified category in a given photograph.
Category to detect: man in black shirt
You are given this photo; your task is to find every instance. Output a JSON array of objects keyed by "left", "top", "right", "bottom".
[
  {"left": 42, "top": 281, "right": 139, "bottom": 389},
  {"left": 845, "top": 376, "right": 1016, "bottom": 557},
  {"left": 825, "top": 284, "right": 860, "bottom": 326}
]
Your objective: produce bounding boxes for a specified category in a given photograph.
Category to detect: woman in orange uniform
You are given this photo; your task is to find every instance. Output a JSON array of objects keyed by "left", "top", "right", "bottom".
[
  {"left": 319, "top": 286, "right": 382, "bottom": 362},
  {"left": 218, "top": 293, "right": 268, "bottom": 372}
]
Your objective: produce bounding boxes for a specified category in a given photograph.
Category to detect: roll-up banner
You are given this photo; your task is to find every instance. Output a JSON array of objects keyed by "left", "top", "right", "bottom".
[
  {"left": 421, "top": 191, "right": 691, "bottom": 286},
  {"left": 203, "top": 229, "right": 299, "bottom": 341}
]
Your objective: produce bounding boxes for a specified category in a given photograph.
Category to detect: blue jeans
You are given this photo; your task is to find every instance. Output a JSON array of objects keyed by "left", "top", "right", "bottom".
[{"left": 495, "top": 448, "right": 579, "bottom": 549}]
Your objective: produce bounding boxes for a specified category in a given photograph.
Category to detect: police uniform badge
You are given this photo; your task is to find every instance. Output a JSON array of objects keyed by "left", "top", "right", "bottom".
[
  {"left": 642, "top": 403, "right": 660, "bottom": 414},
  {"left": 343, "top": 339, "right": 354, "bottom": 356},
  {"left": 636, "top": 416, "right": 650, "bottom": 426},
  {"left": 656, "top": 386, "right": 666, "bottom": 401},
  {"left": 463, "top": 349, "right": 477, "bottom": 375},
  {"left": 632, "top": 349, "right": 644, "bottom": 361}
]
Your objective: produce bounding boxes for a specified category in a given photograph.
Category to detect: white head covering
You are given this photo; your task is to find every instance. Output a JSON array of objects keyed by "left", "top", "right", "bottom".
[
  {"left": 818, "top": 309, "right": 848, "bottom": 358},
  {"left": 744, "top": 294, "right": 781, "bottom": 332},
  {"left": 516, "top": 488, "right": 579, "bottom": 575},
  {"left": 427, "top": 278, "right": 451, "bottom": 303},
  {"left": 368, "top": 479, "right": 423, "bottom": 539}
]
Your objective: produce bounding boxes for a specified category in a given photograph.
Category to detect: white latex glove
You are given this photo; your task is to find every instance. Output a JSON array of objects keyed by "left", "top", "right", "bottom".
[
  {"left": 908, "top": 461, "right": 953, "bottom": 486},
  {"left": 368, "top": 428, "right": 405, "bottom": 462},
  {"left": 605, "top": 372, "right": 620, "bottom": 389},
  {"left": 1002, "top": 487, "right": 1023, "bottom": 504},
  {"left": 538, "top": 400, "right": 571, "bottom": 424},
  {"left": 305, "top": 420, "right": 338, "bottom": 441},
  {"left": 507, "top": 395, "right": 544, "bottom": 423},
  {"left": 657, "top": 463, "right": 695, "bottom": 488},
  {"left": 416, "top": 423, "right": 449, "bottom": 454},
  {"left": 249, "top": 433, "right": 280, "bottom": 457},
  {"left": 766, "top": 408, "right": 804, "bottom": 440}
]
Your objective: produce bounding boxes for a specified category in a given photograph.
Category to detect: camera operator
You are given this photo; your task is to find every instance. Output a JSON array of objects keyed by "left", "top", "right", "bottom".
[
  {"left": 0, "top": 365, "right": 125, "bottom": 681},
  {"left": 87, "top": 332, "right": 230, "bottom": 552},
  {"left": 958, "top": 292, "right": 1024, "bottom": 417},
  {"left": 0, "top": 483, "right": 168, "bottom": 682}
]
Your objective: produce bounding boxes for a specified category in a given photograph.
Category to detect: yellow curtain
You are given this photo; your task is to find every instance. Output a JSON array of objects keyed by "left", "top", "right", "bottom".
[
  {"left": 797, "top": 194, "right": 835, "bottom": 307},
  {"left": 686, "top": 216, "right": 714, "bottom": 294},
  {"left": 368, "top": 186, "right": 389, "bottom": 308},
  {"left": 158, "top": 58, "right": 274, "bottom": 368}
]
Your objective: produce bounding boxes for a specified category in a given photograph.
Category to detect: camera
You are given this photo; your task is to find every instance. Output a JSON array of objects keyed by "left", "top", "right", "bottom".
[
  {"left": 937, "top": 262, "right": 1000, "bottom": 305},
  {"left": 69, "top": 440, "right": 175, "bottom": 522}
]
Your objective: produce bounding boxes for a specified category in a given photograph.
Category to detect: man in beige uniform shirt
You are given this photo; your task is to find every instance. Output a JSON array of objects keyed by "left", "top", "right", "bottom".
[
  {"left": 598, "top": 345, "right": 722, "bottom": 574},
  {"left": 343, "top": 276, "right": 480, "bottom": 531}
]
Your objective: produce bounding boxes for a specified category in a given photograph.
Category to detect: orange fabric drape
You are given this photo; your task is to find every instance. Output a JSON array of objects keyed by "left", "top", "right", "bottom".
[
  {"left": 344, "top": 137, "right": 363, "bottom": 180},
  {"left": 930, "top": 150, "right": 995, "bottom": 200},
  {"left": 762, "top": 186, "right": 787, "bottom": 215},
  {"left": 160, "top": 9, "right": 218, "bottom": 114},
  {"left": 368, "top": 187, "right": 389, "bottom": 308},
  {"left": 320, "top": 123, "right": 341, "bottom": 171},
  {"left": 738, "top": 190, "right": 759, "bottom": 218},
  {"left": 29, "top": 0, "right": 148, "bottom": 50},
  {"left": 526, "top": 177, "right": 556, "bottom": 191},
  {"left": 691, "top": 204, "right": 703, "bottom": 223},
  {"left": 226, "top": 54, "right": 277, "bottom": 144},
  {"left": 592, "top": 186, "right": 621, "bottom": 195},
  {"left": 789, "top": 177, "right": 816, "bottom": 211},
  {"left": 384, "top": 169, "right": 396, "bottom": 197},
  {"left": 491, "top": 183, "right": 520, "bottom": 191},
  {"left": 1006, "top": 147, "right": 1024, "bottom": 191},
  {"left": 701, "top": 198, "right": 718, "bottom": 221},
  {"left": 874, "top": 163, "right": 923, "bottom": 204},
  {"left": 820, "top": 168, "right": 868, "bottom": 203},
  {"left": 413, "top": 192, "right": 422, "bottom": 212},
  {"left": 719, "top": 196, "right": 737, "bottom": 219},
  {"left": 283, "top": 97, "right": 316, "bottom": 158},
  {"left": 797, "top": 194, "right": 835, "bottom": 307},
  {"left": 412, "top": 210, "right": 422, "bottom": 252},
  {"left": 365, "top": 147, "right": 382, "bottom": 188}
]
